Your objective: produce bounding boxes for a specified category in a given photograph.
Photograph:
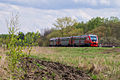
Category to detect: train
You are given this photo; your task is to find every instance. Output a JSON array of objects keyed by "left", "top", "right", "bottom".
[{"left": 49, "top": 34, "right": 98, "bottom": 47}]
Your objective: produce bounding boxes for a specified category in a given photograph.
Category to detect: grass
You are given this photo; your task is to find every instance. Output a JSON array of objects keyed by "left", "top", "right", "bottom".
[
  {"left": 29, "top": 47, "right": 120, "bottom": 80},
  {"left": 0, "top": 48, "right": 10, "bottom": 79}
]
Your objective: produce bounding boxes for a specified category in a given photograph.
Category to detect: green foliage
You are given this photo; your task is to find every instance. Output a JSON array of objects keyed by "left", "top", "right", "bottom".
[
  {"left": 100, "top": 37, "right": 120, "bottom": 46},
  {"left": 18, "top": 32, "right": 24, "bottom": 40},
  {"left": 7, "top": 26, "right": 26, "bottom": 74},
  {"left": 91, "top": 74, "right": 98, "bottom": 80},
  {"left": 51, "top": 72, "right": 56, "bottom": 77},
  {"left": 0, "top": 31, "right": 40, "bottom": 46},
  {"left": 108, "top": 16, "right": 120, "bottom": 23},
  {"left": 36, "top": 63, "right": 45, "bottom": 69},
  {"left": 0, "top": 34, "right": 9, "bottom": 39},
  {"left": 24, "top": 31, "right": 40, "bottom": 54},
  {"left": 42, "top": 77, "right": 46, "bottom": 80},
  {"left": 47, "top": 30, "right": 62, "bottom": 38},
  {"left": 85, "top": 17, "right": 104, "bottom": 33},
  {"left": 25, "top": 32, "right": 40, "bottom": 46},
  {"left": 63, "top": 26, "right": 83, "bottom": 36},
  {"left": 87, "top": 26, "right": 107, "bottom": 38},
  {"left": 53, "top": 17, "right": 77, "bottom": 37},
  {"left": 0, "top": 56, "right": 1, "bottom": 59},
  {"left": 6, "top": 14, "right": 29, "bottom": 79},
  {"left": 75, "top": 21, "right": 87, "bottom": 34},
  {"left": 0, "top": 34, "right": 9, "bottom": 46},
  {"left": 53, "top": 17, "right": 77, "bottom": 29}
]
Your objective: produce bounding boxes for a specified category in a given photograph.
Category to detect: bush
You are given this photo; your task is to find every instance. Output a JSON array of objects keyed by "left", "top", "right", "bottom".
[{"left": 100, "top": 37, "right": 120, "bottom": 46}]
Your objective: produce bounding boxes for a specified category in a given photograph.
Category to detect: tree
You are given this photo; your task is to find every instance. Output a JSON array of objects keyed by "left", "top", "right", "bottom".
[
  {"left": 18, "top": 32, "right": 24, "bottom": 40},
  {"left": 111, "top": 22, "right": 120, "bottom": 40},
  {"left": 6, "top": 13, "right": 20, "bottom": 48},
  {"left": 25, "top": 32, "right": 40, "bottom": 46},
  {"left": 63, "top": 26, "right": 83, "bottom": 36},
  {"left": 6, "top": 13, "right": 19, "bottom": 35},
  {"left": 75, "top": 21, "right": 87, "bottom": 34},
  {"left": 87, "top": 26, "right": 107, "bottom": 38},
  {"left": 109, "top": 16, "right": 120, "bottom": 23},
  {"left": 0, "top": 34, "right": 9, "bottom": 46},
  {"left": 86, "top": 17, "right": 104, "bottom": 33},
  {"left": 47, "top": 30, "right": 62, "bottom": 39},
  {"left": 53, "top": 17, "right": 77, "bottom": 37},
  {"left": 17, "top": 32, "right": 25, "bottom": 46},
  {"left": 25, "top": 32, "right": 35, "bottom": 45}
]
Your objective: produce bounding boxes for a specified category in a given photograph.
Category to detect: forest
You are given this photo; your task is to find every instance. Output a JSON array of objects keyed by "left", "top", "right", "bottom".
[{"left": 0, "top": 16, "right": 120, "bottom": 47}]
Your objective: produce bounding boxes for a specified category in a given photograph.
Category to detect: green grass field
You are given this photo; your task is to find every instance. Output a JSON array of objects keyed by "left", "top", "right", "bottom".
[{"left": 30, "top": 47, "right": 120, "bottom": 80}]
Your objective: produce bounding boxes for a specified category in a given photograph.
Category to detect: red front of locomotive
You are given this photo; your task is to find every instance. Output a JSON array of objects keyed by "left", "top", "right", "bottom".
[{"left": 88, "top": 35, "right": 98, "bottom": 47}]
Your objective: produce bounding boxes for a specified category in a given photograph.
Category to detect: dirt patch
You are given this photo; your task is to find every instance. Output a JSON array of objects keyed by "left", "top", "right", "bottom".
[{"left": 18, "top": 57, "right": 91, "bottom": 80}]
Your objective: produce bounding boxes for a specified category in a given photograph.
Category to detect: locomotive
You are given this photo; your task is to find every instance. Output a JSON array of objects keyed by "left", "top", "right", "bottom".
[{"left": 49, "top": 34, "right": 98, "bottom": 47}]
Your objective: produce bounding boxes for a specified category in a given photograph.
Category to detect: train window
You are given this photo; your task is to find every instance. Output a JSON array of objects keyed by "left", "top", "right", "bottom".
[
  {"left": 50, "top": 40, "right": 53, "bottom": 42},
  {"left": 90, "top": 36, "right": 97, "bottom": 41},
  {"left": 80, "top": 37, "right": 84, "bottom": 40},
  {"left": 76, "top": 38, "right": 80, "bottom": 40},
  {"left": 80, "top": 37, "right": 82, "bottom": 40},
  {"left": 84, "top": 37, "right": 86, "bottom": 40}
]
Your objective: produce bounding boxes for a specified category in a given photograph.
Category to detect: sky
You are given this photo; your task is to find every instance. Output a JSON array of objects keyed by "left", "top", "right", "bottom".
[{"left": 0, "top": 0, "right": 120, "bottom": 34}]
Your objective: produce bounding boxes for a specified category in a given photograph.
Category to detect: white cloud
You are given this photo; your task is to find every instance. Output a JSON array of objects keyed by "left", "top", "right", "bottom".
[
  {"left": 0, "top": 2, "right": 120, "bottom": 34},
  {"left": 5, "top": 0, "right": 47, "bottom": 3},
  {"left": 2, "top": 0, "right": 120, "bottom": 10},
  {"left": 73, "top": 0, "right": 120, "bottom": 8},
  {"left": 10, "top": 5, "right": 20, "bottom": 10},
  {"left": 73, "top": 0, "right": 97, "bottom": 6},
  {"left": 112, "top": 0, "right": 120, "bottom": 7},
  {"left": 100, "top": 0, "right": 110, "bottom": 5}
]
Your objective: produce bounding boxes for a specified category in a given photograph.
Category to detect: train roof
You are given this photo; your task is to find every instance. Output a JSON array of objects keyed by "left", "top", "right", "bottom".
[
  {"left": 71, "top": 36, "right": 80, "bottom": 37},
  {"left": 72, "top": 35, "right": 88, "bottom": 37},
  {"left": 88, "top": 34, "right": 97, "bottom": 36},
  {"left": 50, "top": 37, "right": 58, "bottom": 40},
  {"left": 59, "top": 37, "right": 70, "bottom": 39}
]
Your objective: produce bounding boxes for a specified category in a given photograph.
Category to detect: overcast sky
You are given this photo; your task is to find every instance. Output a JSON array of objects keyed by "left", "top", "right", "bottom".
[{"left": 0, "top": 0, "right": 120, "bottom": 34}]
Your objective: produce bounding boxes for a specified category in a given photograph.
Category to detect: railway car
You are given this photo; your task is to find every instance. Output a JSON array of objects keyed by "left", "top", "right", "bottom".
[
  {"left": 49, "top": 34, "right": 98, "bottom": 47},
  {"left": 49, "top": 38, "right": 59, "bottom": 46}
]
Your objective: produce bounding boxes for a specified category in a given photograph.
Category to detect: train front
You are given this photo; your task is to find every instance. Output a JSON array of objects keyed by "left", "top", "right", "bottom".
[{"left": 89, "top": 35, "right": 98, "bottom": 47}]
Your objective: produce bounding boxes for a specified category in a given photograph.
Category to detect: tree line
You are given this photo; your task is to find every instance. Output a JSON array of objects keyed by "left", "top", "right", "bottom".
[
  {"left": 0, "top": 31, "right": 40, "bottom": 46},
  {"left": 0, "top": 16, "right": 120, "bottom": 46}
]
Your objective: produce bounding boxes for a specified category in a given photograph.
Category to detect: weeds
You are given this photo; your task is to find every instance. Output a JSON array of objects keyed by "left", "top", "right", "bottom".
[
  {"left": 42, "top": 77, "right": 46, "bottom": 80},
  {"left": 36, "top": 63, "right": 45, "bottom": 69},
  {"left": 51, "top": 72, "right": 56, "bottom": 77}
]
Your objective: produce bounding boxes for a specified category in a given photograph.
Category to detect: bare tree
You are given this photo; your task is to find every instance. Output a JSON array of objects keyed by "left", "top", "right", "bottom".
[{"left": 6, "top": 13, "right": 20, "bottom": 35}]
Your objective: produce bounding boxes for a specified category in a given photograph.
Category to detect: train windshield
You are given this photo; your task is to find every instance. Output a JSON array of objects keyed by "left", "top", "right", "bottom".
[{"left": 90, "top": 36, "right": 97, "bottom": 42}]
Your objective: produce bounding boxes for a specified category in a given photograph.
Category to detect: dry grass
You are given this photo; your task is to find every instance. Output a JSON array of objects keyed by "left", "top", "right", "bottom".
[
  {"left": 0, "top": 48, "right": 10, "bottom": 80},
  {"left": 24, "top": 47, "right": 57, "bottom": 55}
]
